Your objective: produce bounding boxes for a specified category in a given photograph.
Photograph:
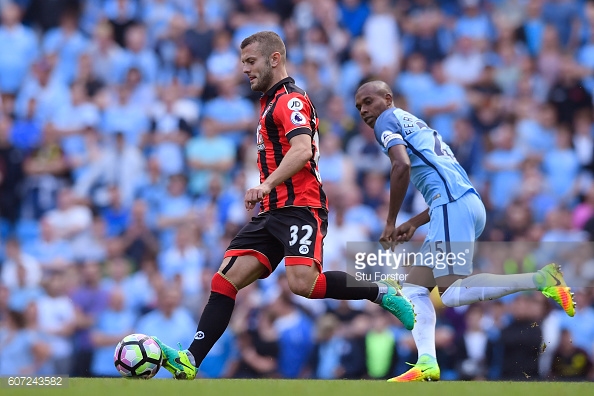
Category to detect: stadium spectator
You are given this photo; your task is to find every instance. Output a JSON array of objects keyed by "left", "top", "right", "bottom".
[
  {"left": 231, "top": 306, "right": 278, "bottom": 378},
  {"left": 136, "top": 286, "right": 196, "bottom": 379},
  {"left": 483, "top": 122, "right": 525, "bottom": 213},
  {"left": 75, "top": 131, "right": 145, "bottom": 208},
  {"left": 0, "top": 309, "right": 51, "bottom": 375},
  {"left": 493, "top": 293, "right": 543, "bottom": 380},
  {"left": 42, "top": 8, "right": 89, "bottom": 85},
  {"left": 88, "top": 22, "right": 125, "bottom": 86},
  {"left": 70, "top": 261, "right": 110, "bottom": 377},
  {"left": 24, "top": 217, "right": 73, "bottom": 273},
  {"left": 365, "top": 308, "right": 398, "bottom": 380},
  {"left": 90, "top": 288, "right": 136, "bottom": 377},
  {"left": 2, "top": 238, "right": 41, "bottom": 290},
  {"left": 0, "top": 2, "right": 38, "bottom": 95},
  {"left": 36, "top": 271, "right": 76, "bottom": 375},
  {"left": 550, "top": 329, "right": 593, "bottom": 380},
  {"left": 186, "top": 121, "right": 236, "bottom": 197},
  {"left": 309, "top": 313, "right": 347, "bottom": 379},
  {"left": 0, "top": 116, "right": 26, "bottom": 227}
]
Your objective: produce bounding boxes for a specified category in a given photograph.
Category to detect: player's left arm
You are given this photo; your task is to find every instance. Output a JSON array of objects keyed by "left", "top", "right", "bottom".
[
  {"left": 245, "top": 94, "right": 314, "bottom": 210},
  {"left": 394, "top": 208, "right": 430, "bottom": 244}
]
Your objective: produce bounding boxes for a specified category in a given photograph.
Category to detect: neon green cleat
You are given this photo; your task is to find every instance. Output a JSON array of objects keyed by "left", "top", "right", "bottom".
[
  {"left": 378, "top": 279, "right": 416, "bottom": 330},
  {"left": 534, "top": 263, "right": 575, "bottom": 317},
  {"left": 388, "top": 354, "right": 440, "bottom": 382},
  {"left": 152, "top": 337, "right": 197, "bottom": 380}
]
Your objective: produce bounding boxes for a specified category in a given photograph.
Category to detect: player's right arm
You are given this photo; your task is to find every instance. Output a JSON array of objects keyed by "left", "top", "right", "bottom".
[
  {"left": 244, "top": 94, "right": 315, "bottom": 210},
  {"left": 244, "top": 133, "right": 312, "bottom": 210},
  {"left": 374, "top": 113, "right": 411, "bottom": 249},
  {"left": 385, "top": 144, "right": 411, "bottom": 229}
]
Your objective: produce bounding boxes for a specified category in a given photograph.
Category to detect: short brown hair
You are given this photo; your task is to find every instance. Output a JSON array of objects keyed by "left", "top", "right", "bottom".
[{"left": 240, "top": 31, "right": 286, "bottom": 63}]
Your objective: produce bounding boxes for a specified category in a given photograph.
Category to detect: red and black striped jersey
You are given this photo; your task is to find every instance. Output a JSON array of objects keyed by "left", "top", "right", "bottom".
[{"left": 256, "top": 77, "right": 327, "bottom": 212}]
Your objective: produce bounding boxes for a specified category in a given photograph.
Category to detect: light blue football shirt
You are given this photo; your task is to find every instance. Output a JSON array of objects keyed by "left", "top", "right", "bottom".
[{"left": 373, "top": 107, "right": 476, "bottom": 210}]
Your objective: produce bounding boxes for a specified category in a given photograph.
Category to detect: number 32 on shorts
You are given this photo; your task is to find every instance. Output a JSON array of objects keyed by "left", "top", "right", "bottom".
[{"left": 289, "top": 224, "right": 313, "bottom": 254}]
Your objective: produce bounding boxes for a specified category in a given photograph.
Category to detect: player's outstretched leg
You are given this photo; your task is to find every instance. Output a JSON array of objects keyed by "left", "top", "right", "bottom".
[
  {"left": 440, "top": 263, "right": 576, "bottom": 317},
  {"left": 376, "top": 278, "right": 416, "bottom": 331},
  {"left": 388, "top": 354, "right": 440, "bottom": 382},
  {"left": 298, "top": 269, "right": 415, "bottom": 330},
  {"left": 152, "top": 338, "right": 197, "bottom": 380},
  {"left": 536, "top": 263, "right": 575, "bottom": 317}
]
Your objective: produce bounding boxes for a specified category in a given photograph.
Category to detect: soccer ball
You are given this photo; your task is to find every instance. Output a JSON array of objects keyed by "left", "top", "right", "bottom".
[{"left": 114, "top": 334, "right": 163, "bottom": 379}]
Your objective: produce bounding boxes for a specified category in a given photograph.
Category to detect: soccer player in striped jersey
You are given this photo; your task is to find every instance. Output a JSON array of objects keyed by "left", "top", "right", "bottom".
[{"left": 151, "top": 32, "right": 415, "bottom": 380}]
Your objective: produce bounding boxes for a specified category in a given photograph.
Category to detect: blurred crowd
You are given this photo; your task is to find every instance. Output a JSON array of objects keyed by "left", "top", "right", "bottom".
[{"left": 1, "top": 0, "right": 594, "bottom": 381}]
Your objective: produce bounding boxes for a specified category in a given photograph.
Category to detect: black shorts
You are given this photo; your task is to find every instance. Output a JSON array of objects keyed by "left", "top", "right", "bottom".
[{"left": 224, "top": 206, "right": 328, "bottom": 278}]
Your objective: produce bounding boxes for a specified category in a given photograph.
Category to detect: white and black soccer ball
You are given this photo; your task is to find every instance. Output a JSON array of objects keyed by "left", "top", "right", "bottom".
[{"left": 114, "top": 334, "right": 163, "bottom": 379}]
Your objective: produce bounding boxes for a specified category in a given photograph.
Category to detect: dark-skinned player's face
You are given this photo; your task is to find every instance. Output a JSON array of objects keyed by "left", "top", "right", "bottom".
[
  {"left": 355, "top": 86, "right": 391, "bottom": 129},
  {"left": 241, "top": 42, "right": 274, "bottom": 93}
]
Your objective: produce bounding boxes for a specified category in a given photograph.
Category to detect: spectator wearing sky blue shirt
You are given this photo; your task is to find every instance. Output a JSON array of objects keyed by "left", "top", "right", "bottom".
[
  {"left": 455, "top": 0, "right": 495, "bottom": 43},
  {"left": 101, "top": 85, "right": 150, "bottom": 147},
  {"left": 90, "top": 288, "right": 136, "bottom": 377},
  {"left": 186, "top": 120, "right": 235, "bottom": 197},
  {"left": 484, "top": 122, "right": 525, "bottom": 212},
  {"left": 0, "top": 309, "right": 50, "bottom": 376},
  {"left": 42, "top": 10, "right": 89, "bottom": 84},
  {"left": 396, "top": 53, "right": 435, "bottom": 116},
  {"left": 157, "top": 225, "right": 206, "bottom": 299},
  {"left": 200, "top": 77, "right": 255, "bottom": 147},
  {"left": 206, "top": 29, "right": 240, "bottom": 83},
  {"left": 515, "top": 103, "right": 557, "bottom": 158},
  {"left": 140, "top": 0, "right": 179, "bottom": 46},
  {"left": 15, "top": 58, "right": 70, "bottom": 125},
  {"left": 0, "top": 2, "right": 38, "bottom": 94},
  {"left": 114, "top": 24, "right": 158, "bottom": 84},
  {"left": 23, "top": 218, "right": 73, "bottom": 274},
  {"left": 51, "top": 82, "right": 100, "bottom": 167},
  {"left": 155, "top": 174, "right": 196, "bottom": 249},
  {"left": 542, "top": 126, "right": 580, "bottom": 204},
  {"left": 338, "top": 39, "right": 373, "bottom": 114},
  {"left": 136, "top": 286, "right": 197, "bottom": 379},
  {"left": 419, "top": 62, "right": 467, "bottom": 143}
]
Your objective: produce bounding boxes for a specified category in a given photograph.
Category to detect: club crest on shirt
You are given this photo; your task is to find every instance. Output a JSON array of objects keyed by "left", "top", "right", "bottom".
[
  {"left": 291, "top": 111, "right": 307, "bottom": 126},
  {"left": 287, "top": 98, "right": 303, "bottom": 111}
]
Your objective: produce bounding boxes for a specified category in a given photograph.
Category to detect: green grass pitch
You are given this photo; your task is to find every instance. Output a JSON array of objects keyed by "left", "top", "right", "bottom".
[{"left": 4, "top": 379, "right": 592, "bottom": 396}]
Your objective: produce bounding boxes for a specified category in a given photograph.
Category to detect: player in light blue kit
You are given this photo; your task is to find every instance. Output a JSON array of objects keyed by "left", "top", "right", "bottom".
[{"left": 354, "top": 80, "right": 576, "bottom": 382}]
